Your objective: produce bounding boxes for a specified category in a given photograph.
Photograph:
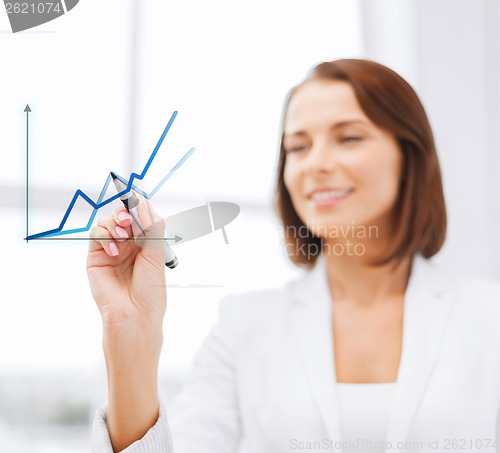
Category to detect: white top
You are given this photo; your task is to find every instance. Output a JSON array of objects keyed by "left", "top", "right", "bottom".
[
  {"left": 336, "top": 382, "right": 397, "bottom": 453},
  {"left": 91, "top": 255, "right": 500, "bottom": 453}
]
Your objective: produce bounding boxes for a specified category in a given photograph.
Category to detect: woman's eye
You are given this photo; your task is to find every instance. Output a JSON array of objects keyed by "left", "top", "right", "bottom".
[
  {"left": 341, "top": 136, "right": 363, "bottom": 143},
  {"left": 286, "top": 145, "right": 308, "bottom": 153}
]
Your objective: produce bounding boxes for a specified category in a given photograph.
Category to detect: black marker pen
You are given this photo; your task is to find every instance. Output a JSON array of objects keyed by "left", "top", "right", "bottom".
[{"left": 110, "top": 172, "right": 178, "bottom": 269}]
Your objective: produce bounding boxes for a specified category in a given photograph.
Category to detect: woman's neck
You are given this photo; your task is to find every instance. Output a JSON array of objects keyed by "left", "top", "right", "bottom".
[{"left": 324, "top": 252, "right": 412, "bottom": 308}]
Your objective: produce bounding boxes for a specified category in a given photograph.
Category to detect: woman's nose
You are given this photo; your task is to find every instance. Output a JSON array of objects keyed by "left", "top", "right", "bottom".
[{"left": 304, "top": 142, "right": 337, "bottom": 174}]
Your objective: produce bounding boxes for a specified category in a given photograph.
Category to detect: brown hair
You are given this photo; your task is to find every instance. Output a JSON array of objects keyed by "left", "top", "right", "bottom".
[{"left": 273, "top": 59, "right": 447, "bottom": 268}]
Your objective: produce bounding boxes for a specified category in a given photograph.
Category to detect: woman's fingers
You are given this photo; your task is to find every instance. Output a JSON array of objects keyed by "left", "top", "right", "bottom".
[
  {"left": 112, "top": 207, "right": 134, "bottom": 238},
  {"left": 89, "top": 225, "right": 120, "bottom": 256},
  {"left": 132, "top": 198, "right": 165, "bottom": 258},
  {"left": 137, "top": 198, "right": 165, "bottom": 239},
  {"left": 88, "top": 200, "right": 162, "bottom": 256},
  {"left": 126, "top": 196, "right": 162, "bottom": 239},
  {"left": 89, "top": 211, "right": 134, "bottom": 256},
  {"left": 98, "top": 214, "right": 131, "bottom": 243},
  {"left": 113, "top": 206, "right": 132, "bottom": 226}
]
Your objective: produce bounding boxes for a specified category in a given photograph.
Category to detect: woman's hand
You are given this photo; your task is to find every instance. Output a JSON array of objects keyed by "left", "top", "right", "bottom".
[
  {"left": 87, "top": 199, "right": 166, "bottom": 332},
  {"left": 87, "top": 198, "right": 167, "bottom": 452}
]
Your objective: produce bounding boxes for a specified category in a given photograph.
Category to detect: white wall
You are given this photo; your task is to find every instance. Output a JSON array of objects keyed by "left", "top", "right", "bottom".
[{"left": 362, "top": 0, "right": 500, "bottom": 281}]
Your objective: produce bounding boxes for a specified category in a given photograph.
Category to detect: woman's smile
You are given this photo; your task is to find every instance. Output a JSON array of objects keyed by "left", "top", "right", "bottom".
[{"left": 307, "top": 187, "right": 354, "bottom": 208}]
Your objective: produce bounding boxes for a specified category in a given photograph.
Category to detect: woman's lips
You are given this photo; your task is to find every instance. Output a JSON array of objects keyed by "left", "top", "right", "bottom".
[{"left": 308, "top": 189, "right": 354, "bottom": 208}]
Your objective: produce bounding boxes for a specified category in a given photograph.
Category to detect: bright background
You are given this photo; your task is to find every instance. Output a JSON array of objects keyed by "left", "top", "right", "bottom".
[{"left": 0, "top": 0, "right": 499, "bottom": 451}]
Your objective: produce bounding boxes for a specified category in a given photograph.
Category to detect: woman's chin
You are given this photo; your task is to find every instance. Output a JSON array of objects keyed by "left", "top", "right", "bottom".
[{"left": 305, "top": 217, "right": 379, "bottom": 242}]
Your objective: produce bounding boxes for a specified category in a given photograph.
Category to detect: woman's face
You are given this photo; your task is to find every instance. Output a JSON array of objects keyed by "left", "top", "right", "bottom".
[{"left": 283, "top": 80, "right": 403, "bottom": 241}]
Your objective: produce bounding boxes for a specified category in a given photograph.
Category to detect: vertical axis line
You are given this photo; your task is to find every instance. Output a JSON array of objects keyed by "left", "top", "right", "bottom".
[{"left": 26, "top": 108, "right": 29, "bottom": 242}]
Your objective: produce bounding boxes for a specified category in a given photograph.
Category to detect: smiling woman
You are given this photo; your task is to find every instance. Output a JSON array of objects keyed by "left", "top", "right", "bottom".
[
  {"left": 90, "top": 58, "right": 500, "bottom": 453},
  {"left": 276, "top": 59, "right": 447, "bottom": 268}
]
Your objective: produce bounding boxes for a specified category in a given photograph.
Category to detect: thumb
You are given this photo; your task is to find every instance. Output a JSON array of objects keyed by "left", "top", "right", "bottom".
[{"left": 135, "top": 199, "right": 166, "bottom": 267}]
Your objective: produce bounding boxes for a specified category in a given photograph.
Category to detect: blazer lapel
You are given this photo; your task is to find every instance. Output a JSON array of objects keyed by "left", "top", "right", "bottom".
[
  {"left": 384, "top": 255, "right": 456, "bottom": 452},
  {"left": 288, "top": 256, "right": 343, "bottom": 442},
  {"left": 288, "top": 254, "right": 456, "bottom": 453}
]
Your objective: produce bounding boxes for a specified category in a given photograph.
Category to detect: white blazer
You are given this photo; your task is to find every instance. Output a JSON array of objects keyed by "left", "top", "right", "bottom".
[{"left": 93, "top": 253, "right": 500, "bottom": 453}]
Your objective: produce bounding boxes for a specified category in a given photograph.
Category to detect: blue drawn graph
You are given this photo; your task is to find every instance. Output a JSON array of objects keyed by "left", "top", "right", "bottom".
[{"left": 27, "top": 111, "right": 196, "bottom": 240}]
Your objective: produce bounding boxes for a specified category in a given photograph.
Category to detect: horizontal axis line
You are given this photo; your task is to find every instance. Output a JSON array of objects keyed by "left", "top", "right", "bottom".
[{"left": 27, "top": 237, "right": 178, "bottom": 241}]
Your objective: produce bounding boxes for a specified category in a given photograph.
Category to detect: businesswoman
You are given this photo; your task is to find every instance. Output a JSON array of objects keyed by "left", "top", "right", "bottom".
[{"left": 88, "top": 59, "right": 500, "bottom": 453}]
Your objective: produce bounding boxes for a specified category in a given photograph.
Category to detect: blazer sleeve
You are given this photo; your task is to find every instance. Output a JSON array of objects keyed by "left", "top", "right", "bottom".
[{"left": 92, "top": 296, "right": 242, "bottom": 453}]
